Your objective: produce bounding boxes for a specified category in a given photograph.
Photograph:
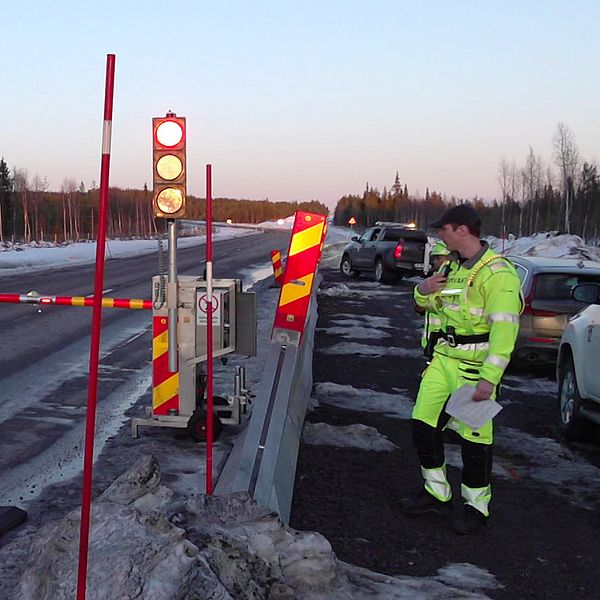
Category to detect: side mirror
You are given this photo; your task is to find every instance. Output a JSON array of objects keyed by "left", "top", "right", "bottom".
[
  {"left": 351, "top": 236, "right": 359, "bottom": 242},
  {"left": 571, "top": 283, "right": 600, "bottom": 304}
]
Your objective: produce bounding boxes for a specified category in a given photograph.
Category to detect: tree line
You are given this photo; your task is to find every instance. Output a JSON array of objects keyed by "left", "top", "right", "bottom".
[
  {"left": 0, "top": 162, "right": 327, "bottom": 244},
  {"left": 334, "top": 123, "right": 600, "bottom": 243}
]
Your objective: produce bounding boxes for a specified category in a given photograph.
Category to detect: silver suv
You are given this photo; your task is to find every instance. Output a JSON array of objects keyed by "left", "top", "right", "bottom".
[
  {"left": 557, "top": 283, "right": 600, "bottom": 439},
  {"left": 509, "top": 256, "right": 600, "bottom": 364}
]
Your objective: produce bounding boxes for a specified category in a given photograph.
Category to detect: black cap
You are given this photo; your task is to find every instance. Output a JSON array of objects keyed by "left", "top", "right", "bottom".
[{"left": 429, "top": 204, "right": 481, "bottom": 230}]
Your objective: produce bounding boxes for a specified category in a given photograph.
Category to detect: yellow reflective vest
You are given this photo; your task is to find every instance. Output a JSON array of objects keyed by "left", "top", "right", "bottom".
[{"left": 414, "top": 243, "right": 522, "bottom": 385}]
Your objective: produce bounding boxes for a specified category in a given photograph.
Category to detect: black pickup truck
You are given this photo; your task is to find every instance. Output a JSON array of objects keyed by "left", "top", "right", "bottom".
[{"left": 339, "top": 222, "right": 431, "bottom": 283}]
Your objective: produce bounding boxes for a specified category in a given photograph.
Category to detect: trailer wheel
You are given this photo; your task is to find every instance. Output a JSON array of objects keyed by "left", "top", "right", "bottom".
[{"left": 187, "top": 408, "right": 223, "bottom": 442}]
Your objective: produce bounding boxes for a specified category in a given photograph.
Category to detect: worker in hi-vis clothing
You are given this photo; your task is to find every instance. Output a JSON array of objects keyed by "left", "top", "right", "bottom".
[
  {"left": 400, "top": 204, "right": 522, "bottom": 534},
  {"left": 420, "top": 241, "right": 452, "bottom": 361}
]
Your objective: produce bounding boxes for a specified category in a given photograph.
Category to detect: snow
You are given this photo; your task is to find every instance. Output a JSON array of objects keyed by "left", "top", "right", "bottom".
[
  {"left": 3, "top": 457, "right": 502, "bottom": 599},
  {"left": 302, "top": 422, "right": 397, "bottom": 452},
  {"left": 319, "top": 282, "right": 411, "bottom": 298},
  {"left": 0, "top": 227, "right": 261, "bottom": 279},
  {"left": 487, "top": 231, "right": 600, "bottom": 261},
  {"left": 319, "top": 341, "right": 423, "bottom": 358},
  {"left": 317, "top": 324, "right": 392, "bottom": 339},
  {"left": 313, "top": 382, "right": 414, "bottom": 419},
  {"left": 1, "top": 225, "right": 599, "bottom": 599},
  {"left": 334, "top": 314, "right": 394, "bottom": 328}
]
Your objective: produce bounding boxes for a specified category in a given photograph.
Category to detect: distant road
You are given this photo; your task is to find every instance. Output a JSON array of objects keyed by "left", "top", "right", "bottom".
[{"left": 0, "top": 230, "right": 290, "bottom": 505}]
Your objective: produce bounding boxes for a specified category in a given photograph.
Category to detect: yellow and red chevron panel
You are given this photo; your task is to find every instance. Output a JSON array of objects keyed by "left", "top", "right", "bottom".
[
  {"left": 152, "top": 316, "right": 179, "bottom": 415},
  {"left": 272, "top": 211, "right": 327, "bottom": 339},
  {"left": 271, "top": 250, "right": 284, "bottom": 284}
]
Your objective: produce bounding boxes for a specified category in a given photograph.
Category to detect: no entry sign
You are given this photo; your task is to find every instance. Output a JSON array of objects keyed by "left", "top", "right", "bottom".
[{"left": 196, "top": 291, "right": 222, "bottom": 326}]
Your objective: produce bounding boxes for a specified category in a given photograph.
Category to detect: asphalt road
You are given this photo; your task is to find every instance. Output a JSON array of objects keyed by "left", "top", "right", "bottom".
[
  {"left": 0, "top": 230, "right": 290, "bottom": 506},
  {"left": 291, "top": 262, "right": 600, "bottom": 600}
]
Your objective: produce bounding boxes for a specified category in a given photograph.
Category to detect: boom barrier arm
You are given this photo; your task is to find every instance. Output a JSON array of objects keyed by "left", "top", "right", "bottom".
[{"left": 0, "top": 293, "right": 152, "bottom": 310}]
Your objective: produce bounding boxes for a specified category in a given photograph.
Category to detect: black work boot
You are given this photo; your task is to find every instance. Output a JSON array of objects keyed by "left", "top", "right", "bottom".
[
  {"left": 452, "top": 504, "right": 488, "bottom": 534},
  {"left": 398, "top": 489, "right": 452, "bottom": 515}
]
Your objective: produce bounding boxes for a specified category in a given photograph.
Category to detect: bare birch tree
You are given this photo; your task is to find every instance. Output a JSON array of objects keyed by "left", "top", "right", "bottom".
[
  {"left": 523, "top": 147, "right": 544, "bottom": 235},
  {"left": 13, "top": 168, "right": 31, "bottom": 243},
  {"left": 61, "top": 177, "right": 78, "bottom": 240},
  {"left": 498, "top": 158, "right": 510, "bottom": 237},
  {"left": 553, "top": 122, "right": 579, "bottom": 233}
]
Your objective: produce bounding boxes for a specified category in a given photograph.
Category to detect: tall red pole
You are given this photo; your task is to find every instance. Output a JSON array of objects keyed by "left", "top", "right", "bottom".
[
  {"left": 205, "top": 164, "right": 214, "bottom": 494},
  {"left": 76, "top": 53, "right": 115, "bottom": 600}
]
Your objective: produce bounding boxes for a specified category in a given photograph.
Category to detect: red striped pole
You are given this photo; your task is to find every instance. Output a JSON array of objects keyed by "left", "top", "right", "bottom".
[
  {"left": 77, "top": 53, "right": 115, "bottom": 600},
  {"left": 206, "top": 164, "right": 214, "bottom": 494},
  {"left": 0, "top": 293, "right": 151, "bottom": 309}
]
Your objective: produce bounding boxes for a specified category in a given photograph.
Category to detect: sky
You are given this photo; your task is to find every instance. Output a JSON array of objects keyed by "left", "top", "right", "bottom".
[{"left": 2, "top": 1, "right": 599, "bottom": 209}]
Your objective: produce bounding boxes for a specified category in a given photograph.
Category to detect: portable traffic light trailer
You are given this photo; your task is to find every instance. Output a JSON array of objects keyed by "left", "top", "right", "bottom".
[
  {"left": 131, "top": 276, "right": 257, "bottom": 439},
  {"left": 131, "top": 112, "right": 258, "bottom": 440}
]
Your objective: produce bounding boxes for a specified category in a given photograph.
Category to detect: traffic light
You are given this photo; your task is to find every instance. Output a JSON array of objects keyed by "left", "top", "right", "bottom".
[{"left": 152, "top": 113, "right": 187, "bottom": 219}]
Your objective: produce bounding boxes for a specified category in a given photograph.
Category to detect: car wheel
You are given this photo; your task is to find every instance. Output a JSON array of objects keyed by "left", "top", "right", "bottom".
[
  {"left": 375, "top": 258, "right": 395, "bottom": 284},
  {"left": 340, "top": 254, "right": 360, "bottom": 278},
  {"left": 558, "top": 357, "right": 588, "bottom": 440}
]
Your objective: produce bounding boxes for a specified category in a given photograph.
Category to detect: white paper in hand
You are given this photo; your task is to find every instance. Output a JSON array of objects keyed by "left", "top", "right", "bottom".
[{"left": 445, "top": 384, "right": 502, "bottom": 430}]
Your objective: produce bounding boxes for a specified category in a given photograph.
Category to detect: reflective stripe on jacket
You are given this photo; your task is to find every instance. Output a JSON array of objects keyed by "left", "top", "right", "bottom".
[
  {"left": 420, "top": 258, "right": 453, "bottom": 349},
  {"left": 414, "top": 244, "right": 522, "bottom": 385}
]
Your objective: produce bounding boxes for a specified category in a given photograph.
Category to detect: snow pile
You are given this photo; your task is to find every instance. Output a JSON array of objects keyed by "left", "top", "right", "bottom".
[
  {"left": 494, "top": 427, "right": 600, "bottom": 508},
  {"left": 487, "top": 232, "right": 600, "bottom": 261},
  {"left": 314, "top": 382, "right": 414, "bottom": 419},
  {"left": 319, "top": 341, "right": 422, "bottom": 358},
  {"left": 5, "top": 455, "right": 499, "bottom": 599},
  {"left": 12, "top": 456, "right": 204, "bottom": 600},
  {"left": 334, "top": 314, "right": 394, "bottom": 328},
  {"left": 317, "top": 324, "right": 391, "bottom": 340},
  {"left": 318, "top": 283, "right": 410, "bottom": 299},
  {"left": 302, "top": 422, "right": 397, "bottom": 452},
  {"left": 438, "top": 421, "right": 600, "bottom": 509}
]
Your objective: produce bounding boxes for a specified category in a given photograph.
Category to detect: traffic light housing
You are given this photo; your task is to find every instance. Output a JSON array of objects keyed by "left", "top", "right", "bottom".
[{"left": 152, "top": 114, "right": 187, "bottom": 219}]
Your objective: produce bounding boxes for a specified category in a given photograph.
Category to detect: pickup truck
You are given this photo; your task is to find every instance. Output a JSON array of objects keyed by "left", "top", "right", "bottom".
[
  {"left": 557, "top": 282, "right": 600, "bottom": 439},
  {"left": 339, "top": 222, "right": 431, "bottom": 283}
]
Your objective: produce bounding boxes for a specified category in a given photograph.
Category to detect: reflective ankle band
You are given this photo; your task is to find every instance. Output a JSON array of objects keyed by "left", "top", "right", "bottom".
[
  {"left": 461, "top": 483, "right": 491, "bottom": 516},
  {"left": 422, "top": 465, "right": 452, "bottom": 502}
]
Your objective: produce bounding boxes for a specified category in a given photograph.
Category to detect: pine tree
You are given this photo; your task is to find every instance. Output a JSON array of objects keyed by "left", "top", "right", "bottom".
[{"left": 0, "top": 158, "right": 13, "bottom": 242}]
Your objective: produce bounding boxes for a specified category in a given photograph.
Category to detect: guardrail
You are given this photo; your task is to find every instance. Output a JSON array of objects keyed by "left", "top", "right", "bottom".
[{"left": 215, "top": 278, "right": 319, "bottom": 523}]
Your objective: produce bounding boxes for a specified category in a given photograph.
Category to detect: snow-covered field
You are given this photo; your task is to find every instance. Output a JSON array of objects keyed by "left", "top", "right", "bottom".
[{"left": 0, "top": 227, "right": 262, "bottom": 279}]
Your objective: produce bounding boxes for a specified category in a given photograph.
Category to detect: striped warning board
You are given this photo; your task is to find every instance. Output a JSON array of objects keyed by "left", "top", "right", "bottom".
[
  {"left": 271, "top": 250, "right": 284, "bottom": 284},
  {"left": 272, "top": 212, "right": 327, "bottom": 344},
  {"left": 152, "top": 316, "right": 179, "bottom": 415}
]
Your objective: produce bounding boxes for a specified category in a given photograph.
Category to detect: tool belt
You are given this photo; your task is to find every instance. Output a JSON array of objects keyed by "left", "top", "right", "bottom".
[{"left": 439, "top": 329, "right": 489, "bottom": 347}]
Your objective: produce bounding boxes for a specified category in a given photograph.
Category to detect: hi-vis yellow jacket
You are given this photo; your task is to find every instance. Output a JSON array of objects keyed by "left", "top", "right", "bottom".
[{"left": 414, "top": 242, "right": 522, "bottom": 386}]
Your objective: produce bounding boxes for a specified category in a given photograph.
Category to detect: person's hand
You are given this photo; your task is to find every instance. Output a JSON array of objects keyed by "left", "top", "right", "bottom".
[
  {"left": 473, "top": 379, "right": 494, "bottom": 402},
  {"left": 418, "top": 273, "right": 447, "bottom": 295}
]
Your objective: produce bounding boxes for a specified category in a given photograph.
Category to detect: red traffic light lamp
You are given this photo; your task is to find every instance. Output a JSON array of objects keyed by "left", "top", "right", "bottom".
[{"left": 152, "top": 113, "right": 187, "bottom": 218}]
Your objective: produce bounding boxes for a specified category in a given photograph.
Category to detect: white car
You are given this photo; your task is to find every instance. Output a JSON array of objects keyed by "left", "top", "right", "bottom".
[{"left": 557, "top": 283, "right": 600, "bottom": 438}]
